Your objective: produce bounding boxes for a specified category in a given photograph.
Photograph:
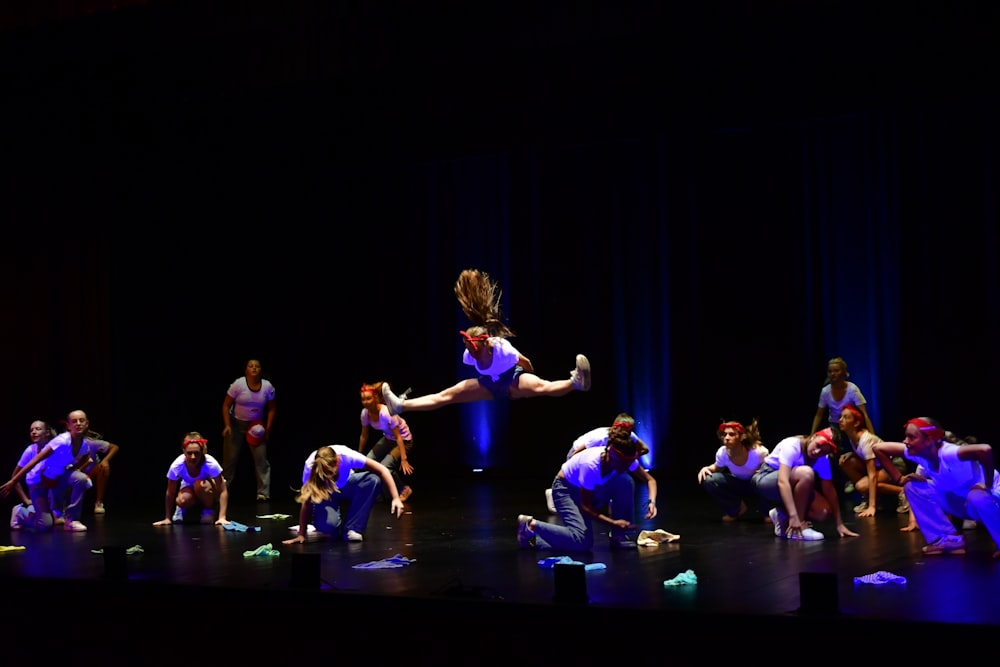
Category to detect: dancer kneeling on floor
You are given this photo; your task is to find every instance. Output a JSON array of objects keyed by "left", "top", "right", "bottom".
[
  {"left": 283, "top": 445, "right": 403, "bottom": 545},
  {"left": 752, "top": 427, "right": 858, "bottom": 541},
  {"left": 873, "top": 417, "right": 1000, "bottom": 557},
  {"left": 517, "top": 428, "right": 657, "bottom": 551},
  {"left": 153, "top": 432, "right": 230, "bottom": 526}
]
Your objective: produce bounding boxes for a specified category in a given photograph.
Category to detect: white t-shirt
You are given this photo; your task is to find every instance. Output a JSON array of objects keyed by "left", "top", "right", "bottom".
[
  {"left": 16, "top": 443, "right": 45, "bottom": 486},
  {"left": 560, "top": 445, "right": 638, "bottom": 490},
  {"left": 166, "top": 454, "right": 224, "bottom": 489},
  {"left": 762, "top": 436, "right": 833, "bottom": 480},
  {"left": 714, "top": 444, "right": 769, "bottom": 480},
  {"left": 817, "top": 381, "right": 868, "bottom": 426},
  {"left": 227, "top": 377, "right": 276, "bottom": 422},
  {"left": 567, "top": 426, "right": 641, "bottom": 459},
  {"left": 462, "top": 337, "right": 521, "bottom": 381},
  {"left": 38, "top": 432, "right": 90, "bottom": 481},
  {"left": 360, "top": 405, "right": 412, "bottom": 442},
  {"left": 848, "top": 430, "right": 883, "bottom": 462},
  {"left": 301, "top": 445, "right": 370, "bottom": 488},
  {"left": 905, "top": 442, "right": 1000, "bottom": 496}
]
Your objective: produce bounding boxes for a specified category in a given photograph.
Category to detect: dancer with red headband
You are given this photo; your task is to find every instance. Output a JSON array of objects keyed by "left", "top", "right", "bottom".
[
  {"left": 836, "top": 403, "right": 908, "bottom": 517},
  {"left": 358, "top": 382, "right": 414, "bottom": 503},
  {"left": 873, "top": 417, "right": 1000, "bottom": 557},
  {"left": 517, "top": 424, "right": 657, "bottom": 551},
  {"left": 543, "top": 413, "right": 649, "bottom": 513},
  {"left": 697, "top": 419, "right": 770, "bottom": 522},
  {"left": 153, "top": 432, "right": 230, "bottom": 526},
  {"left": 751, "top": 428, "right": 858, "bottom": 540},
  {"left": 381, "top": 269, "right": 590, "bottom": 416}
]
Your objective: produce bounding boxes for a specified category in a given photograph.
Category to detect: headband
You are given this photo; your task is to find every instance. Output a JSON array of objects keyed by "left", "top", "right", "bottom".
[
  {"left": 612, "top": 421, "right": 634, "bottom": 431},
  {"left": 359, "top": 385, "right": 375, "bottom": 395},
  {"left": 841, "top": 404, "right": 863, "bottom": 421},
  {"left": 183, "top": 438, "right": 208, "bottom": 446},
  {"left": 717, "top": 421, "right": 745, "bottom": 435},
  {"left": 906, "top": 418, "right": 945, "bottom": 442},
  {"left": 812, "top": 428, "right": 835, "bottom": 449},
  {"left": 459, "top": 330, "right": 490, "bottom": 344}
]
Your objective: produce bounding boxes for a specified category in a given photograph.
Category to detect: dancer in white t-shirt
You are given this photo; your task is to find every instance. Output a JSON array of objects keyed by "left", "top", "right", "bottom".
[
  {"left": 873, "top": 417, "right": 1000, "bottom": 557},
  {"left": 697, "top": 419, "right": 769, "bottom": 522},
  {"left": 153, "top": 432, "right": 230, "bottom": 526},
  {"left": 381, "top": 269, "right": 590, "bottom": 416}
]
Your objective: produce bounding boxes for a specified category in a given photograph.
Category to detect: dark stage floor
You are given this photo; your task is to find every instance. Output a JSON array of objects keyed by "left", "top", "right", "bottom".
[{"left": 3, "top": 473, "right": 999, "bottom": 662}]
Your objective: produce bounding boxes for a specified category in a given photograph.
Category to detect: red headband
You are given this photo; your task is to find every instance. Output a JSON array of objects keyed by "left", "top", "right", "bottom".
[
  {"left": 183, "top": 438, "right": 207, "bottom": 446},
  {"left": 906, "top": 418, "right": 944, "bottom": 442},
  {"left": 812, "top": 428, "right": 835, "bottom": 449},
  {"left": 718, "top": 421, "right": 745, "bottom": 435},
  {"left": 459, "top": 330, "right": 490, "bottom": 344},
  {"left": 841, "top": 404, "right": 863, "bottom": 422},
  {"left": 359, "top": 386, "right": 375, "bottom": 396},
  {"left": 612, "top": 421, "right": 634, "bottom": 431}
]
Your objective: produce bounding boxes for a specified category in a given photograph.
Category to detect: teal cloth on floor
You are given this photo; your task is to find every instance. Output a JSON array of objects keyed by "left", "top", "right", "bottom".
[
  {"left": 537, "top": 556, "right": 606, "bottom": 571},
  {"left": 224, "top": 521, "right": 260, "bottom": 532},
  {"left": 664, "top": 569, "right": 698, "bottom": 586},
  {"left": 243, "top": 543, "right": 280, "bottom": 558},
  {"left": 353, "top": 553, "right": 416, "bottom": 569},
  {"left": 255, "top": 513, "right": 291, "bottom": 520}
]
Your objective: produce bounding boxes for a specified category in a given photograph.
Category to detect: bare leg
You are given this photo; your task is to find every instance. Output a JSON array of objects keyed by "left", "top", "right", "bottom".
[
  {"left": 510, "top": 373, "right": 576, "bottom": 398},
  {"left": 398, "top": 379, "right": 493, "bottom": 412},
  {"left": 90, "top": 464, "right": 109, "bottom": 505}
]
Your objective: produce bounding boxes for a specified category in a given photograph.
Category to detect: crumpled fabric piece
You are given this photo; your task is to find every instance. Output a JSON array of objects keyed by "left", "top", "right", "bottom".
[
  {"left": 0, "top": 545, "right": 27, "bottom": 553},
  {"left": 537, "top": 556, "right": 607, "bottom": 571},
  {"left": 352, "top": 553, "right": 416, "bottom": 569},
  {"left": 90, "top": 545, "right": 144, "bottom": 555},
  {"left": 224, "top": 521, "right": 260, "bottom": 532},
  {"left": 243, "top": 543, "right": 280, "bottom": 558},
  {"left": 256, "top": 513, "right": 291, "bottom": 520},
  {"left": 664, "top": 569, "right": 697, "bottom": 586},
  {"left": 637, "top": 529, "right": 680, "bottom": 546},
  {"left": 854, "top": 570, "right": 907, "bottom": 585}
]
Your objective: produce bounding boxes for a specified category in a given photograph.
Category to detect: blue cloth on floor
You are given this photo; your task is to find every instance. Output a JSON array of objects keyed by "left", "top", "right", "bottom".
[
  {"left": 353, "top": 553, "right": 416, "bottom": 569},
  {"left": 537, "top": 556, "right": 606, "bottom": 571},
  {"left": 854, "top": 570, "right": 907, "bottom": 585},
  {"left": 224, "top": 521, "right": 260, "bottom": 532},
  {"left": 663, "top": 569, "right": 697, "bottom": 586}
]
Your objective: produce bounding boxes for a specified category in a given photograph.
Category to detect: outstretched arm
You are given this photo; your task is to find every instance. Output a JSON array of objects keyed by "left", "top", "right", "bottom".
[
  {"left": 362, "top": 458, "right": 404, "bottom": 518},
  {"left": 1, "top": 446, "right": 54, "bottom": 497}
]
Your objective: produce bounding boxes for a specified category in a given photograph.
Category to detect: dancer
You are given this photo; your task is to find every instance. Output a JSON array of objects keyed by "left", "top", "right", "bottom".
[
  {"left": 697, "top": 419, "right": 770, "bottom": 522},
  {"left": 751, "top": 428, "right": 858, "bottom": 541},
  {"left": 75, "top": 426, "right": 119, "bottom": 515},
  {"left": 544, "top": 412, "right": 648, "bottom": 513},
  {"left": 358, "top": 382, "right": 413, "bottom": 502},
  {"left": 382, "top": 268, "right": 590, "bottom": 415},
  {"left": 282, "top": 445, "right": 404, "bottom": 544},
  {"left": 221, "top": 358, "right": 275, "bottom": 501},
  {"left": 0, "top": 409, "right": 98, "bottom": 532},
  {"left": 9, "top": 420, "right": 58, "bottom": 530},
  {"left": 809, "top": 356, "right": 875, "bottom": 449},
  {"left": 836, "top": 403, "right": 907, "bottom": 516},
  {"left": 153, "top": 432, "right": 230, "bottom": 526},
  {"left": 517, "top": 427, "right": 657, "bottom": 551},
  {"left": 873, "top": 417, "right": 1000, "bottom": 557}
]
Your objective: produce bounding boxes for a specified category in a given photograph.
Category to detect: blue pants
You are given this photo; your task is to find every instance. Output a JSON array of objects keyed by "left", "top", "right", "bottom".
[
  {"left": 311, "top": 470, "right": 382, "bottom": 537},
  {"left": 533, "top": 473, "right": 635, "bottom": 551}
]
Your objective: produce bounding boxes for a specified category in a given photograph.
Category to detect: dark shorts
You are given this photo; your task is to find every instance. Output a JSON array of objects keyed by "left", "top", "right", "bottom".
[{"left": 476, "top": 365, "right": 525, "bottom": 400}]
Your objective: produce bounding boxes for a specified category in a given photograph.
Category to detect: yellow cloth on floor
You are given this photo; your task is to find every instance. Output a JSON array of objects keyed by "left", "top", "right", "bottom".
[
  {"left": 0, "top": 545, "right": 27, "bottom": 552},
  {"left": 637, "top": 529, "right": 680, "bottom": 546}
]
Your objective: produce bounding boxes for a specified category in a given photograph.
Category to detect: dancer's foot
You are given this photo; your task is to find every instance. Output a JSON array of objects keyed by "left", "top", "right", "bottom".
[
  {"left": 570, "top": 354, "right": 591, "bottom": 391},
  {"left": 382, "top": 383, "right": 411, "bottom": 415}
]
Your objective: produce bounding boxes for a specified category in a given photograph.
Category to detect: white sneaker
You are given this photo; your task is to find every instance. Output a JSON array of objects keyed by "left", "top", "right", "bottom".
[
  {"left": 64, "top": 520, "right": 88, "bottom": 532},
  {"left": 570, "top": 354, "right": 591, "bottom": 391},
  {"left": 345, "top": 530, "right": 364, "bottom": 542},
  {"left": 769, "top": 508, "right": 788, "bottom": 538},
  {"left": 852, "top": 500, "right": 868, "bottom": 514},
  {"left": 381, "top": 383, "right": 410, "bottom": 416},
  {"left": 897, "top": 491, "right": 910, "bottom": 514},
  {"left": 289, "top": 525, "right": 318, "bottom": 534},
  {"left": 792, "top": 527, "right": 825, "bottom": 541},
  {"left": 10, "top": 505, "right": 21, "bottom": 530},
  {"left": 545, "top": 488, "right": 556, "bottom": 514},
  {"left": 94, "top": 502, "right": 105, "bottom": 515},
  {"left": 172, "top": 507, "right": 184, "bottom": 523}
]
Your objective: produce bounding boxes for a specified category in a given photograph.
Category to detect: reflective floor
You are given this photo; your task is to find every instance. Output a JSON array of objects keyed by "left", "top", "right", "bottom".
[{"left": 3, "top": 473, "right": 999, "bottom": 662}]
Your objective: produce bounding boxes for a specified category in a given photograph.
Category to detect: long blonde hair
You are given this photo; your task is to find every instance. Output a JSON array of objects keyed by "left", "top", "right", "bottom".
[{"left": 295, "top": 446, "right": 340, "bottom": 504}]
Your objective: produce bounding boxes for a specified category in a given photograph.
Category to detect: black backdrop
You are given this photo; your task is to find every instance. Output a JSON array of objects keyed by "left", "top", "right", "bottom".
[{"left": 3, "top": 1, "right": 999, "bottom": 507}]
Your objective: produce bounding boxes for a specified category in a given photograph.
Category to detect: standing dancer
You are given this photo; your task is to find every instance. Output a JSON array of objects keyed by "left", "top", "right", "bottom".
[{"left": 382, "top": 268, "right": 590, "bottom": 415}]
